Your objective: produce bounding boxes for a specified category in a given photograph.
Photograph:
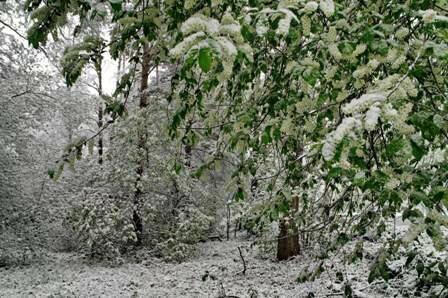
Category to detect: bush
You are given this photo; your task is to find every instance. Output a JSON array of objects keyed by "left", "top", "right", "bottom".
[
  {"left": 175, "top": 206, "right": 214, "bottom": 244},
  {"left": 64, "top": 191, "right": 137, "bottom": 261},
  {"left": 154, "top": 238, "right": 196, "bottom": 263},
  {"left": 0, "top": 231, "right": 42, "bottom": 268},
  {"left": 151, "top": 207, "right": 214, "bottom": 262}
]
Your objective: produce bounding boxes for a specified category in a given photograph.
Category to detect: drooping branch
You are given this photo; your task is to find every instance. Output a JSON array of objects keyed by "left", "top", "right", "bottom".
[{"left": 0, "top": 19, "right": 51, "bottom": 60}]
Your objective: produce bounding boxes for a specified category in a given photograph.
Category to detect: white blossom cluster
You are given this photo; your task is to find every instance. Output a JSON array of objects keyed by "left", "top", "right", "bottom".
[
  {"left": 364, "top": 104, "right": 381, "bottom": 131},
  {"left": 256, "top": 23, "right": 268, "bottom": 36},
  {"left": 325, "top": 65, "right": 338, "bottom": 80},
  {"left": 325, "top": 26, "right": 337, "bottom": 42},
  {"left": 352, "top": 59, "right": 380, "bottom": 79},
  {"left": 401, "top": 223, "right": 426, "bottom": 246},
  {"left": 386, "top": 48, "right": 398, "bottom": 63},
  {"left": 319, "top": 0, "right": 335, "bottom": 17},
  {"left": 420, "top": 147, "right": 448, "bottom": 166},
  {"left": 335, "top": 18, "right": 349, "bottom": 30},
  {"left": 304, "top": 1, "right": 319, "bottom": 13},
  {"left": 184, "top": 0, "right": 196, "bottom": 9},
  {"left": 255, "top": 0, "right": 335, "bottom": 37},
  {"left": 301, "top": 15, "right": 311, "bottom": 36},
  {"left": 328, "top": 43, "right": 342, "bottom": 60},
  {"left": 352, "top": 44, "right": 367, "bottom": 57},
  {"left": 181, "top": 15, "right": 220, "bottom": 36},
  {"left": 258, "top": 4, "right": 299, "bottom": 36},
  {"left": 277, "top": 11, "right": 293, "bottom": 34},
  {"left": 252, "top": 0, "right": 335, "bottom": 39},
  {"left": 323, "top": 69, "right": 421, "bottom": 160},
  {"left": 420, "top": 9, "right": 448, "bottom": 23},
  {"left": 169, "top": 32, "right": 206, "bottom": 57},
  {"left": 211, "top": 0, "right": 223, "bottom": 7},
  {"left": 392, "top": 55, "right": 406, "bottom": 69},
  {"left": 342, "top": 92, "right": 386, "bottom": 114},
  {"left": 322, "top": 117, "right": 361, "bottom": 161},
  {"left": 387, "top": 103, "right": 415, "bottom": 135},
  {"left": 395, "top": 27, "right": 409, "bottom": 40},
  {"left": 170, "top": 12, "right": 252, "bottom": 81}
]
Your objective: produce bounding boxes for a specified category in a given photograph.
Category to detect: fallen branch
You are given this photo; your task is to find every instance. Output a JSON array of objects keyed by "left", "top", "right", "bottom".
[{"left": 237, "top": 246, "right": 246, "bottom": 276}]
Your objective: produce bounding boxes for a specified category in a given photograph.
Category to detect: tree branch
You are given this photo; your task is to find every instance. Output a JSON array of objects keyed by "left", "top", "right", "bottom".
[{"left": 0, "top": 19, "right": 51, "bottom": 60}]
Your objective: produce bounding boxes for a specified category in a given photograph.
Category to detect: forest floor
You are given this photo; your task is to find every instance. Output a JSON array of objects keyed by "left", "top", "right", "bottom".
[{"left": 0, "top": 239, "right": 392, "bottom": 298}]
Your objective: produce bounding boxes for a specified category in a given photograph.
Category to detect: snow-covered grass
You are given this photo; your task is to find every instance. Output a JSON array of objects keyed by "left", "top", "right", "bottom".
[{"left": 0, "top": 239, "right": 391, "bottom": 298}]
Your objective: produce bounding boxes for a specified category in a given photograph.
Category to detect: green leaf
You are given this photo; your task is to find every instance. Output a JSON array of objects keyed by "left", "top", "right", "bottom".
[
  {"left": 410, "top": 139, "right": 426, "bottom": 161},
  {"left": 143, "top": 18, "right": 157, "bottom": 41},
  {"left": 173, "top": 160, "right": 183, "bottom": 174},
  {"left": 28, "top": 26, "right": 45, "bottom": 48},
  {"left": 402, "top": 208, "right": 423, "bottom": 222},
  {"left": 249, "top": 0, "right": 258, "bottom": 6},
  {"left": 410, "top": 191, "right": 428, "bottom": 205},
  {"left": 344, "top": 283, "right": 353, "bottom": 298},
  {"left": 261, "top": 126, "right": 272, "bottom": 144},
  {"left": 108, "top": 0, "right": 122, "bottom": 12},
  {"left": 53, "top": 164, "right": 64, "bottom": 181},
  {"left": 439, "top": 262, "right": 447, "bottom": 276},
  {"left": 47, "top": 169, "right": 55, "bottom": 179},
  {"left": 241, "top": 24, "right": 256, "bottom": 42},
  {"left": 234, "top": 187, "right": 245, "bottom": 202},
  {"left": 416, "top": 259, "right": 424, "bottom": 276},
  {"left": 275, "top": 200, "right": 290, "bottom": 216},
  {"left": 427, "top": 224, "right": 447, "bottom": 250},
  {"left": 297, "top": 268, "right": 310, "bottom": 283},
  {"left": 198, "top": 48, "right": 212, "bottom": 72},
  {"left": 405, "top": 250, "right": 417, "bottom": 267},
  {"left": 192, "top": 164, "right": 207, "bottom": 179},
  {"left": 386, "top": 138, "right": 405, "bottom": 156}
]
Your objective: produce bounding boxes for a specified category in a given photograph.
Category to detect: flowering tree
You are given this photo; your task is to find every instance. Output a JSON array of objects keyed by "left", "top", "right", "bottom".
[{"left": 24, "top": 0, "right": 448, "bottom": 294}]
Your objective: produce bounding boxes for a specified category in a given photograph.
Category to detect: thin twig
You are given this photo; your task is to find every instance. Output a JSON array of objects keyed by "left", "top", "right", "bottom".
[
  {"left": 0, "top": 19, "right": 27, "bottom": 40},
  {"left": 237, "top": 246, "right": 246, "bottom": 276},
  {"left": 0, "top": 19, "right": 51, "bottom": 60}
]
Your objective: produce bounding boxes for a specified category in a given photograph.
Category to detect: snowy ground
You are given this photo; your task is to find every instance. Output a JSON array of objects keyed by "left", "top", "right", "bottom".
[{"left": 0, "top": 240, "right": 390, "bottom": 298}]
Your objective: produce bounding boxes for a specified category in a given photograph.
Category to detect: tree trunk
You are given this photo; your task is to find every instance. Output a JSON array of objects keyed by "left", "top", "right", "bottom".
[
  {"left": 277, "top": 144, "right": 303, "bottom": 260},
  {"left": 96, "top": 61, "right": 104, "bottom": 165},
  {"left": 97, "top": 104, "right": 103, "bottom": 165},
  {"left": 277, "top": 218, "right": 300, "bottom": 261},
  {"left": 133, "top": 42, "right": 151, "bottom": 245},
  {"left": 226, "top": 203, "right": 230, "bottom": 241},
  {"left": 277, "top": 193, "right": 300, "bottom": 260},
  {"left": 184, "top": 144, "right": 192, "bottom": 167}
]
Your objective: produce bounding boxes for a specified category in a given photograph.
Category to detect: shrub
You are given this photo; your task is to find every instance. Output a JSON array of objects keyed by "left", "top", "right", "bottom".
[
  {"left": 64, "top": 191, "right": 137, "bottom": 261},
  {"left": 154, "top": 238, "right": 196, "bottom": 263},
  {"left": 175, "top": 206, "right": 214, "bottom": 244}
]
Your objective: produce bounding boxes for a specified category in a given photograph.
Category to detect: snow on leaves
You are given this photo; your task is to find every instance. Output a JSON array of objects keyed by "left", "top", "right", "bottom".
[{"left": 169, "top": 12, "right": 250, "bottom": 81}]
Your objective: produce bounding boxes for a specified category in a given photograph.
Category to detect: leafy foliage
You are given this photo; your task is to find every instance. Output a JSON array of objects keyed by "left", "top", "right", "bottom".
[
  {"left": 22, "top": 0, "right": 448, "bottom": 294},
  {"left": 61, "top": 36, "right": 105, "bottom": 87}
]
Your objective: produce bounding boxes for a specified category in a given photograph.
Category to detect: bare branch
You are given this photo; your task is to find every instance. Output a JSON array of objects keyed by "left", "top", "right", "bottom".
[
  {"left": 237, "top": 246, "right": 246, "bottom": 276},
  {"left": 0, "top": 19, "right": 51, "bottom": 60}
]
